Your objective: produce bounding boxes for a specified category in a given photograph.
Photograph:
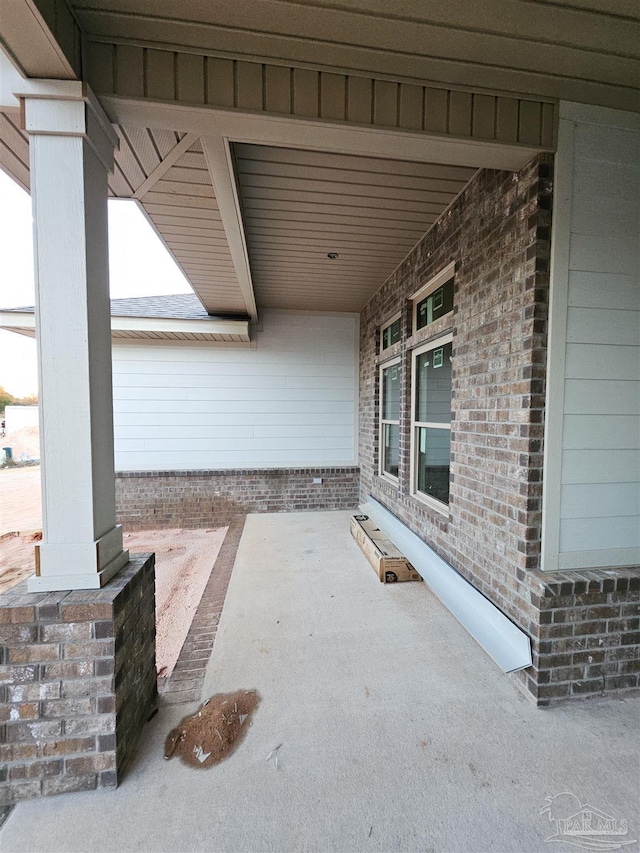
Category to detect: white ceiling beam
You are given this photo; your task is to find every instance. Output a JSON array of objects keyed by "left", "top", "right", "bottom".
[
  {"left": 100, "top": 98, "right": 542, "bottom": 172},
  {"left": 202, "top": 134, "right": 259, "bottom": 321}
]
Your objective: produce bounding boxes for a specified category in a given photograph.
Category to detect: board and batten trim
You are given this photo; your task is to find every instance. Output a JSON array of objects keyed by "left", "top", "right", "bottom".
[
  {"left": 542, "top": 102, "right": 640, "bottom": 573},
  {"left": 84, "top": 41, "right": 556, "bottom": 152},
  {"left": 541, "top": 115, "right": 573, "bottom": 572}
]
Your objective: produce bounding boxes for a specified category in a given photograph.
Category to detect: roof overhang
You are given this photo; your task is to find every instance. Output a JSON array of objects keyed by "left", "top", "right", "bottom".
[{"left": 0, "top": 310, "right": 251, "bottom": 345}]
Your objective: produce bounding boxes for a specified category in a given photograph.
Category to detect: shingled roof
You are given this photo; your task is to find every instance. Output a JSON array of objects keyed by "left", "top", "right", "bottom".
[
  {"left": 1, "top": 293, "right": 213, "bottom": 320},
  {"left": 0, "top": 294, "right": 251, "bottom": 343}
]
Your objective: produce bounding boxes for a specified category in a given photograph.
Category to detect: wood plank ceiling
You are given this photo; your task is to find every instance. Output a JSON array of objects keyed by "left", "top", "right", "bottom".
[{"left": 233, "top": 144, "right": 476, "bottom": 311}]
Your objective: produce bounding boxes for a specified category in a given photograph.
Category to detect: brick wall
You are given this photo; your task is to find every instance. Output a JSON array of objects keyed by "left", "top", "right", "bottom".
[
  {"left": 115, "top": 467, "right": 359, "bottom": 530},
  {"left": 0, "top": 555, "right": 156, "bottom": 802},
  {"left": 522, "top": 570, "right": 640, "bottom": 702},
  {"left": 359, "top": 157, "right": 640, "bottom": 704}
]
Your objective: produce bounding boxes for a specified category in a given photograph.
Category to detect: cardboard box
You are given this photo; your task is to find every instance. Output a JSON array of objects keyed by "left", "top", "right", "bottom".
[{"left": 350, "top": 515, "right": 422, "bottom": 583}]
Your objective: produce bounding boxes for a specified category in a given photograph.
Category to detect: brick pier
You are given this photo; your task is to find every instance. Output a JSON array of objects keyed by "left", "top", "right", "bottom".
[{"left": 0, "top": 555, "right": 156, "bottom": 803}]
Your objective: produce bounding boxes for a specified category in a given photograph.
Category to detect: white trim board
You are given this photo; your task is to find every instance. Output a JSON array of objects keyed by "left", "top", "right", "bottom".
[
  {"left": 0, "top": 310, "right": 251, "bottom": 342},
  {"left": 361, "top": 497, "right": 532, "bottom": 673},
  {"left": 541, "top": 117, "right": 574, "bottom": 572},
  {"left": 99, "top": 99, "right": 543, "bottom": 173}
]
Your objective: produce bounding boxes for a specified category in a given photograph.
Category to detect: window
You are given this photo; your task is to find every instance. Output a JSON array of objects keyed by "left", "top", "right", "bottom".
[
  {"left": 379, "top": 358, "right": 400, "bottom": 481},
  {"left": 411, "top": 261, "right": 455, "bottom": 333},
  {"left": 411, "top": 334, "right": 453, "bottom": 510},
  {"left": 380, "top": 314, "right": 401, "bottom": 351}
]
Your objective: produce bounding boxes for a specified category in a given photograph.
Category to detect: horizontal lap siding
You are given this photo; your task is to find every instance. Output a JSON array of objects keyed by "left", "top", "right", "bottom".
[
  {"left": 111, "top": 310, "right": 358, "bottom": 470},
  {"left": 559, "top": 120, "right": 640, "bottom": 567}
]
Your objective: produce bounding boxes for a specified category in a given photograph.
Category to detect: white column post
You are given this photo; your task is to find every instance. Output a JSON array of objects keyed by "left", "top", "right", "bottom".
[{"left": 18, "top": 81, "right": 129, "bottom": 591}]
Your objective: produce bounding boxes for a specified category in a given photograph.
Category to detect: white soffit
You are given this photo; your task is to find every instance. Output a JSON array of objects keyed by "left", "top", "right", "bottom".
[
  {"left": 0, "top": 310, "right": 250, "bottom": 344},
  {"left": 361, "top": 497, "right": 533, "bottom": 673},
  {"left": 234, "top": 143, "right": 477, "bottom": 312},
  {"left": 0, "top": 110, "right": 29, "bottom": 191},
  {"left": 0, "top": 115, "right": 251, "bottom": 319},
  {"left": 109, "top": 128, "right": 249, "bottom": 316}
]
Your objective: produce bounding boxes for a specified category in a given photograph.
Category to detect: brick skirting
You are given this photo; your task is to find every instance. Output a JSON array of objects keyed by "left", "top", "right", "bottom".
[
  {"left": 0, "top": 555, "right": 156, "bottom": 803},
  {"left": 515, "top": 567, "right": 640, "bottom": 704},
  {"left": 115, "top": 467, "right": 360, "bottom": 530}
]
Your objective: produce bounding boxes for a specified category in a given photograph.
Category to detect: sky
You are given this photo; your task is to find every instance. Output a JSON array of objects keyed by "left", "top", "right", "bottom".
[{"left": 0, "top": 169, "right": 192, "bottom": 397}]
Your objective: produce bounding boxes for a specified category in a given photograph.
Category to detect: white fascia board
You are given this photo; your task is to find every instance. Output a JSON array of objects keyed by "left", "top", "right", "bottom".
[
  {"left": 361, "top": 497, "right": 532, "bottom": 673},
  {"left": 0, "top": 311, "right": 35, "bottom": 330},
  {"left": 0, "top": 310, "right": 250, "bottom": 340},
  {"left": 111, "top": 315, "right": 249, "bottom": 338}
]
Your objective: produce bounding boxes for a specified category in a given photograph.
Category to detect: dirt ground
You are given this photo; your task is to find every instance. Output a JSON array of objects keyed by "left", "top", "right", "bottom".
[
  {"left": 0, "top": 466, "right": 42, "bottom": 534},
  {"left": 126, "top": 527, "right": 227, "bottom": 678},
  {"left": 0, "top": 526, "right": 227, "bottom": 678},
  {"left": 1, "top": 426, "right": 40, "bottom": 460},
  {"left": 0, "top": 463, "right": 228, "bottom": 676}
]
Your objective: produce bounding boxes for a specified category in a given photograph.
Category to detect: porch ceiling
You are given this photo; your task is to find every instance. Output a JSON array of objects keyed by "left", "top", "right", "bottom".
[
  {"left": 6, "top": 0, "right": 633, "bottom": 322},
  {"left": 0, "top": 112, "right": 478, "bottom": 316},
  {"left": 70, "top": 0, "right": 639, "bottom": 111},
  {"left": 233, "top": 143, "right": 476, "bottom": 312},
  {"left": 110, "top": 129, "right": 247, "bottom": 315}
]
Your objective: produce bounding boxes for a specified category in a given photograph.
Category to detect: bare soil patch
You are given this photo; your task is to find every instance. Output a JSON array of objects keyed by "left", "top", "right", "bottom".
[
  {"left": 125, "top": 528, "right": 227, "bottom": 678},
  {"left": 164, "top": 689, "right": 260, "bottom": 768},
  {"left": 0, "top": 532, "right": 41, "bottom": 594},
  {"left": 0, "top": 526, "right": 227, "bottom": 678}
]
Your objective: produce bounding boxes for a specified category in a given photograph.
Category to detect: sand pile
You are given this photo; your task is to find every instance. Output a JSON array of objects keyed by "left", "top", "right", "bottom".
[
  {"left": 164, "top": 689, "right": 260, "bottom": 768},
  {"left": 3, "top": 426, "right": 40, "bottom": 459}
]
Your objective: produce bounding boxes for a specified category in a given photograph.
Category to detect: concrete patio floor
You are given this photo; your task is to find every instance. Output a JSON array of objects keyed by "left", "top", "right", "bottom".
[{"left": 1, "top": 510, "right": 639, "bottom": 853}]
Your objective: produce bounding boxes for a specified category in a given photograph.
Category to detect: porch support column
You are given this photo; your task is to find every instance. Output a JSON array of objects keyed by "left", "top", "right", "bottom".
[{"left": 19, "top": 81, "right": 129, "bottom": 591}]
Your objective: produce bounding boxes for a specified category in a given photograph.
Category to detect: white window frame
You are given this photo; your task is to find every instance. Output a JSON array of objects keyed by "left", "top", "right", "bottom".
[
  {"left": 410, "top": 332, "right": 453, "bottom": 515},
  {"left": 379, "top": 312, "right": 402, "bottom": 353},
  {"left": 411, "top": 261, "right": 455, "bottom": 334},
  {"left": 379, "top": 356, "right": 401, "bottom": 484}
]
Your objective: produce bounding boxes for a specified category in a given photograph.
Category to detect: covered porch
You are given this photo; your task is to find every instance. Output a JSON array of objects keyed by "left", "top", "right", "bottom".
[
  {"left": 0, "top": 0, "right": 638, "bottom": 813},
  {"left": 1, "top": 510, "right": 638, "bottom": 852}
]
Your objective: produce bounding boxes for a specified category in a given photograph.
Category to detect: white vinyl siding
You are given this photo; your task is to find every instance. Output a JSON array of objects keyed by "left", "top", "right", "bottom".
[
  {"left": 543, "top": 104, "right": 640, "bottom": 570},
  {"left": 111, "top": 310, "right": 358, "bottom": 470}
]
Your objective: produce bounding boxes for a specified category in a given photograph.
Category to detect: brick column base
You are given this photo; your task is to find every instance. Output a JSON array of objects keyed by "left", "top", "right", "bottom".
[
  {"left": 0, "top": 555, "right": 156, "bottom": 803},
  {"left": 513, "top": 566, "right": 640, "bottom": 705}
]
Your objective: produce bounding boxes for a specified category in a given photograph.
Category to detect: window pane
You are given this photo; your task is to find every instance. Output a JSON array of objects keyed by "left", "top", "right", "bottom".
[
  {"left": 382, "top": 423, "right": 399, "bottom": 478},
  {"left": 416, "top": 276, "right": 454, "bottom": 330},
  {"left": 415, "top": 341, "right": 452, "bottom": 424},
  {"left": 382, "top": 364, "right": 400, "bottom": 420},
  {"left": 382, "top": 317, "right": 401, "bottom": 350},
  {"left": 416, "top": 427, "right": 450, "bottom": 504}
]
